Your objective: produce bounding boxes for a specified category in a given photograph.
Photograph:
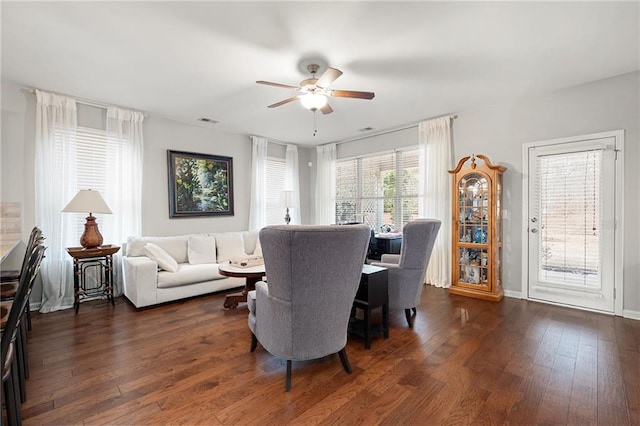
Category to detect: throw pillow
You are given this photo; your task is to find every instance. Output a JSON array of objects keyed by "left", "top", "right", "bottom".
[
  {"left": 214, "top": 232, "right": 246, "bottom": 263},
  {"left": 253, "top": 237, "right": 263, "bottom": 257},
  {"left": 144, "top": 243, "right": 179, "bottom": 272},
  {"left": 126, "top": 236, "right": 148, "bottom": 257},
  {"left": 188, "top": 235, "right": 216, "bottom": 265}
]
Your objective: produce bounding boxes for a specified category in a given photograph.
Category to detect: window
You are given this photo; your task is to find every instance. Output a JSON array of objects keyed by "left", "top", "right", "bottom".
[
  {"left": 67, "top": 126, "right": 126, "bottom": 240},
  {"left": 335, "top": 149, "right": 420, "bottom": 231},
  {"left": 265, "top": 157, "right": 286, "bottom": 225},
  {"left": 537, "top": 150, "right": 602, "bottom": 286},
  {"left": 52, "top": 125, "right": 126, "bottom": 243}
]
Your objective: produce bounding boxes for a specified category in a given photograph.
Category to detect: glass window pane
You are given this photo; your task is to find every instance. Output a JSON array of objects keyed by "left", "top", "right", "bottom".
[
  {"left": 537, "top": 150, "right": 601, "bottom": 287},
  {"left": 335, "top": 148, "right": 420, "bottom": 230},
  {"left": 265, "top": 157, "right": 286, "bottom": 225}
]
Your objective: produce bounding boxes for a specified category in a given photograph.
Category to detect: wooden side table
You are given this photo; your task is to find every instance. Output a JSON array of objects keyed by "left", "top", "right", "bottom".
[
  {"left": 217, "top": 263, "right": 266, "bottom": 309},
  {"left": 349, "top": 264, "right": 389, "bottom": 349},
  {"left": 66, "top": 245, "right": 120, "bottom": 314}
]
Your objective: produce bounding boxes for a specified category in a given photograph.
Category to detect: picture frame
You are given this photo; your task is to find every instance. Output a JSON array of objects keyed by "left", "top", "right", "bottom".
[
  {"left": 167, "top": 150, "right": 234, "bottom": 218},
  {"left": 464, "top": 265, "right": 481, "bottom": 284}
]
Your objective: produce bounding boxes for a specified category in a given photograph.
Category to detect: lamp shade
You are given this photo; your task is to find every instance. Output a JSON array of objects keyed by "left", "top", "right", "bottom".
[
  {"left": 62, "top": 189, "right": 112, "bottom": 214},
  {"left": 300, "top": 93, "right": 328, "bottom": 111}
]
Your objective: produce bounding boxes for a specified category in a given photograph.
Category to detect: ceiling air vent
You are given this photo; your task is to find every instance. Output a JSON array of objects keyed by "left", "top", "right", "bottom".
[{"left": 198, "top": 117, "right": 218, "bottom": 124}]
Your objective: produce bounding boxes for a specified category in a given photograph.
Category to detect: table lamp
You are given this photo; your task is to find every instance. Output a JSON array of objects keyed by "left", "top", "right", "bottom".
[
  {"left": 279, "top": 190, "right": 296, "bottom": 225},
  {"left": 62, "top": 189, "right": 112, "bottom": 249}
]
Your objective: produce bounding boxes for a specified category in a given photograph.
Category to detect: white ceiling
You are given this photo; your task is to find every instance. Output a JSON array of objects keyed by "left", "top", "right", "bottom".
[{"left": 2, "top": 1, "right": 638, "bottom": 146}]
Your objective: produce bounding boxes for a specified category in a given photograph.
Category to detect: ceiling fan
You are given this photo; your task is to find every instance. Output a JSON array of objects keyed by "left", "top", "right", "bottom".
[{"left": 256, "top": 64, "right": 375, "bottom": 114}]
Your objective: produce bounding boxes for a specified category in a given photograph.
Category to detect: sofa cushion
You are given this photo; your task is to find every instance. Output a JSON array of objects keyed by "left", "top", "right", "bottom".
[
  {"left": 157, "top": 264, "right": 225, "bottom": 288},
  {"left": 144, "top": 243, "right": 179, "bottom": 272},
  {"left": 127, "top": 235, "right": 189, "bottom": 263},
  {"left": 188, "top": 235, "right": 216, "bottom": 265},
  {"left": 212, "top": 232, "right": 246, "bottom": 263},
  {"left": 242, "top": 231, "right": 258, "bottom": 255},
  {"left": 253, "top": 237, "right": 263, "bottom": 257}
]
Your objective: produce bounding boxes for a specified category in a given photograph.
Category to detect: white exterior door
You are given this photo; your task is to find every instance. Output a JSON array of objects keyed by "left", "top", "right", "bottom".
[{"left": 524, "top": 132, "right": 622, "bottom": 313}]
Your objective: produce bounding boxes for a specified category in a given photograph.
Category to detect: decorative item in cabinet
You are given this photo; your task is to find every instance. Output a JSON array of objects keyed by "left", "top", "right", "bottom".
[{"left": 448, "top": 154, "right": 506, "bottom": 301}]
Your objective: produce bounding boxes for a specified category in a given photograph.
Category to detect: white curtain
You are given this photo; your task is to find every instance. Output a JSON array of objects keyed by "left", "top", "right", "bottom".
[
  {"left": 35, "top": 90, "right": 145, "bottom": 311},
  {"left": 35, "top": 90, "right": 79, "bottom": 312},
  {"left": 419, "top": 117, "right": 453, "bottom": 288},
  {"left": 284, "top": 144, "right": 301, "bottom": 224},
  {"left": 248, "top": 136, "right": 268, "bottom": 230},
  {"left": 315, "top": 143, "right": 336, "bottom": 225},
  {"left": 104, "top": 107, "right": 144, "bottom": 295}
]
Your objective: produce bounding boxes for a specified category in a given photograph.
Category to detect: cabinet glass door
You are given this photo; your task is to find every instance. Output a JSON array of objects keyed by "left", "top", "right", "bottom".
[
  {"left": 457, "top": 247, "right": 489, "bottom": 289},
  {"left": 456, "top": 173, "right": 491, "bottom": 290},
  {"left": 458, "top": 174, "right": 489, "bottom": 244}
]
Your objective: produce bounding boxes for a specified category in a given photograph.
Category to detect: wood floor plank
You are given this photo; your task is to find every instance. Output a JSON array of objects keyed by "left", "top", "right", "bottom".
[
  {"left": 567, "top": 338, "right": 598, "bottom": 423},
  {"left": 503, "top": 364, "right": 553, "bottom": 423},
  {"left": 598, "top": 401, "right": 630, "bottom": 425},
  {"left": 7, "top": 286, "right": 637, "bottom": 426},
  {"left": 597, "top": 337, "right": 627, "bottom": 408},
  {"left": 534, "top": 353, "right": 575, "bottom": 424},
  {"left": 619, "top": 349, "right": 640, "bottom": 418}
]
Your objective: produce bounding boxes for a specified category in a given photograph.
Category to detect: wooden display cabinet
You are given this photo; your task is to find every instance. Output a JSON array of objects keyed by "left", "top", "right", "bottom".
[{"left": 448, "top": 154, "right": 506, "bottom": 301}]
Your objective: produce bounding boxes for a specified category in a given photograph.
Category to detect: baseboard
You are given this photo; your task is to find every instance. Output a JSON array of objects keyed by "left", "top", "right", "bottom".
[
  {"left": 29, "top": 301, "right": 41, "bottom": 312},
  {"left": 503, "top": 290, "right": 522, "bottom": 299},
  {"left": 623, "top": 309, "right": 640, "bottom": 320},
  {"left": 509, "top": 296, "right": 639, "bottom": 320}
]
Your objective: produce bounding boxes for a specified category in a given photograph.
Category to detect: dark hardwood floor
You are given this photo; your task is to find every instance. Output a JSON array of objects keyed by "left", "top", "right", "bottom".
[{"left": 11, "top": 286, "right": 639, "bottom": 425}]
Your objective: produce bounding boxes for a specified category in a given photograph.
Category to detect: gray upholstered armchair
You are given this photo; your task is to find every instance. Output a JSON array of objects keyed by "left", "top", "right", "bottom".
[
  {"left": 247, "top": 224, "right": 370, "bottom": 391},
  {"left": 371, "top": 219, "right": 441, "bottom": 328}
]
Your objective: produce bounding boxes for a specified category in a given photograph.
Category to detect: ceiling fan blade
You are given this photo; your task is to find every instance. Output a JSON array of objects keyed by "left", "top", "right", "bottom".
[
  {"left": 257, "top": 80, "right": 299, "bottom": 90},
  {"left": 267, "top": 96, "right": 300, "bottom": 108},
  {"left": 316, "top": 67, "right": 343, "bottom": 88},
  {"left": 320, "top": 103, "right": 333, "bottom": 115},
  {"left": 329, "top": 90, "right": 375, "bottom": 100}
]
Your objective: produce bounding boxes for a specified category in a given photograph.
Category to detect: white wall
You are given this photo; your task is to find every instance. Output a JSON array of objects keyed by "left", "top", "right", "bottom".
[
  {"left": 0, "top": 81, "right": 312, "bottom": 307},
  {"left": 455, "top": 71, "right": 639, "bottom": 316},
  {"left": 0, "top": 82, "right": 313, "bottom": 239},
  {"left": 323, "top": 71, "right": 639, "bottom": 315},
  {"left": 1, "top": 84, "right": 35, "bottom": 269},
  {"left": 337, "top": 127, "right": 418, "bottom": 159},
  {"left": 142, "top": 117, "right": 252, "bottom": 235},
  {"left": 3, "top": 71, "right": 638, "bottom": 315},
  {"left": 142, "top": 121, "right": 314, "bottom": 233}
]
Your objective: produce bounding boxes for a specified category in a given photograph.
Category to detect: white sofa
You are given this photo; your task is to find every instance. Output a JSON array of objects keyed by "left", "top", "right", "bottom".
[{"left": 122, "top": 231, "right": 260, "bottom": 308}]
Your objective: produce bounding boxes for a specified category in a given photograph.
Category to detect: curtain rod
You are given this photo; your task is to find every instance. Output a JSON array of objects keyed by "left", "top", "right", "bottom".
[
  {"left": 26, "top": 88, "right": 146, "bottom": 116},
  {"left": 334, "top": 113, "right": 458, "bottom": 146}
]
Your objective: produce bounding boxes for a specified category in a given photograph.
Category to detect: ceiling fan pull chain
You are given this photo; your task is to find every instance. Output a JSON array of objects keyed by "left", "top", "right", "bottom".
[{"left": 313, "top": 110, "right": 318, "bottom": 136}]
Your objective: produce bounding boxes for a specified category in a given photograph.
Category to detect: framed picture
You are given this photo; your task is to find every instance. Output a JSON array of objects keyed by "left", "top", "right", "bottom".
[
  {"left": 464, "top": 265, "right": 480, "bottom": 284},
  {"left": 167, "top": 150, "right": 234, "bottom": 218}
]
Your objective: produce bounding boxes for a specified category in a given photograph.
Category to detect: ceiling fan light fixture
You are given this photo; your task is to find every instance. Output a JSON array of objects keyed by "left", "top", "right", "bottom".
[{"left": 300, "top": 93, "right": 328, "bottom": 111}]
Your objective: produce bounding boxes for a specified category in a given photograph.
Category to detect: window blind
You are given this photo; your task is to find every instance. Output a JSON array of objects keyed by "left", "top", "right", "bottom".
[
  {"left": 265, "top": 157, "right": 286, "bottom": 225},
  {"left": 536, "top": 149, "right": 602, "bottom": 287},
  {"left": 55, "top": 126, "right": 124, "bottom": 241},
  {"left": 335, "top": 148, "right": 419, "bottom": 230}
]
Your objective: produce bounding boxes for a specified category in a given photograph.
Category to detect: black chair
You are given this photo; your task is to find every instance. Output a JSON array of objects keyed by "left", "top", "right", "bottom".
[
  {"left": 0, "top": 229, "right": 44, "bottom": 403},
  {"left": 0, "top": 227, "right": 42, "bottom": 282},
  {"left": 1, "top": 227, "right": 44, "bottom": 331},
  {"left": 1, "top": 244, "right": 45, "bottom": 425}
]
